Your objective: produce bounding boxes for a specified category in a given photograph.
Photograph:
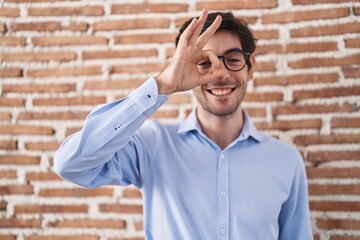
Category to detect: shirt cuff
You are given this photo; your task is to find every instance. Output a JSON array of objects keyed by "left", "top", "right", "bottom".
[{"left": 128, "top": 77, "right": 168, "bottom": 116}]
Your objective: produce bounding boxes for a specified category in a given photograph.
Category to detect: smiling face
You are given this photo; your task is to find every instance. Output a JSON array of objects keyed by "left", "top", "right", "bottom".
[{"left": 194, "top": 31, "right": 254, "bottom": 118}]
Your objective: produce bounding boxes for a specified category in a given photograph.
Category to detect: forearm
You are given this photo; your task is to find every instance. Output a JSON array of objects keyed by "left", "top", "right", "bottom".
[{"left": 54, "top": 77, "right": 168, "bottom": 188}]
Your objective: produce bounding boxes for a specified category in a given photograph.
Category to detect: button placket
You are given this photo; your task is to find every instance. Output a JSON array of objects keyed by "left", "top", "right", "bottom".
[{"left": 218, "top": 151, "right": 229, "bottom": 239}]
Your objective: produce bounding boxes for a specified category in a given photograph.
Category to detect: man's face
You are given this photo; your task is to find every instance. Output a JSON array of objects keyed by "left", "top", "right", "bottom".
[{"left": 193, "top": 31, "right": 253, "bottom": 117}]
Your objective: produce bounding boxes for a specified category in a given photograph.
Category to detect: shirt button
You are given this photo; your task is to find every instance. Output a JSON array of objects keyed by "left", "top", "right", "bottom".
[
  {"left": 115, "top": 124, "right": 122, "bottom": 130},
  {"left": 220, "top": 154, "right": 225, "bottom": 160},
  {"left": 220, "top": 191, "right": 226, "bottom": 197},
  {"left": 220, "top": 229, "right": 226, "bottom": 235},
  {"left": 148, "top": 96, "right": 155, "bottom": 102}
]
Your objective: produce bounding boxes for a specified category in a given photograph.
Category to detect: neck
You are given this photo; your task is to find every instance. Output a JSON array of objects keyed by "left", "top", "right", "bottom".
[{"left": 197, "top": 107, "right": 245, "bottom": 150}]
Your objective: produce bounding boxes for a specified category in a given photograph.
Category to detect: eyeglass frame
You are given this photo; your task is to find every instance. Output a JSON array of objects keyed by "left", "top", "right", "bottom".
[{"left": 198, "top": 48, "right": 251, "bottom": 72}]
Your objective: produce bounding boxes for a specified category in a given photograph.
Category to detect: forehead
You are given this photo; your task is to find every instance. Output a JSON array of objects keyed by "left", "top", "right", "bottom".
[{"left": 202, "top": 31, "right": 242, "bottom": 53}]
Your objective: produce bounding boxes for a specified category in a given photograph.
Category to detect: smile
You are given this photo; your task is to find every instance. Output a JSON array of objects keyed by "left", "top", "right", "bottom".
[{"left": 208, "top": 88, "right": 235, "bottom": 96}]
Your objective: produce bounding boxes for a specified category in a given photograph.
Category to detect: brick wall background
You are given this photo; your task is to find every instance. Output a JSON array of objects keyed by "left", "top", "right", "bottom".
[{"left": 0, "top": 0, "right": 359, "bottom": 239}]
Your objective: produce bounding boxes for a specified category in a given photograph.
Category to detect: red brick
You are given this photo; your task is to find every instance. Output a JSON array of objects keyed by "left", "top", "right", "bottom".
[
  {"left": 286, "top": 41, "right": 338, "bottom": 53},
  {"left": 293, "top": 86, "right": 360, "bottom": 101},
  {"left": 253, "top": 29, "right": 279, "bottom": 40},
  {"left": 93, "top": 18, "right": 170, "bottom": 31},
  {"left": 289, "top": 54, "right": 360, "bottom": 69},
  {"left": 99, "top": 203, "right": 143, "bottom": 214},
  {"left": 150, "top": 109, "right": 179, "bottom": 119},
  {"left": 255, "top": 72, "right": 338, "bottom": 86},
  {"left": 0, "top": 201, "right": 7, "bottom": 210},
  {"left": 18, "top": 111, "right": 89, "bottom": 120},
  {"left": 27, "top": 66, "right": 102, "bottom": 78},
  {"left": 62, "top": 22, "right": 88, "bottom": 32},
  {"left": 84, "top": 79, "right": 145, "bottom": 90},
  {"left": 1, "top": 51, "right": 76, "bottom": 61},
  {"left": 309, "top": 184, "right": 360, "bottom": 195},
  {"left": 33, "top": 96, "right": 106, "bottom": 106},
  {"left": 0, "top": 218, "right": 41, "bottom": 228},
  {"left": 343, "top": 66, "right": 360, "bottom": 78},
  {"left": 331, "top": 117, "right": 360, "bottom": 128},
  {"left": 0, "top": 155, "right": 40, "bottom": 165},
  {"left": 25, "top": 141, "right": 60, "bottom": 151},
  {"left": 25, "top": 235, "right": 99, "bottom": 240},
  {"left": 244, "top": 92, "right": 283, "bottom": 102},
  {"left": 26, "top": 172, "right": 61, "bottom": 181},
  {"left": 0, "top": 68, "right": 22, "bottom": 77},
  {"left": 110, "top": 63, "right": 167, "bottom": 74},
  {"left": 331, "top": 235, "right": 360, "bottom": 240},
  {"left": 255, "top": 44, "right": 283, "bottom": 55},
  {"left": 0, "top": 7, "right": 20, "bottom": 17},
  {"left": 243, "top": 107, "right": 267, "bottom": 117},
  {"left": 65, "top": 127, "right": 82, "bottom": 137},
  {"left": 306, "top": 167, "right": 360, "bottom": 179},
  {"left": 0, "top": 37, "right": 26, "bottom": 46},
  {"left": 12, "top": 21, "right": 61, "bottom": 31},
  {"left": 49, "top": 219, "right": 126, "bottom": 229},
  {"left": 293, "top": 0, "right": 355, "bottom": 4},
  {"left": 0, "top": 235, "right": 15, "bottom": 240},
  {"left": 39, "top": 187, "right": 113, "bottom": 197},
  {"left": 122, "top": 188, "right": 142, "bottom": 198},
  {"left": 295, "top": 134, "right": 360, "bottom": 146},
  {"left": 0, "top": 98, "right": 24, "bottom": 107},
  {"left": 307, "top": 150, "right": 360, "bottom": 162},
  {"left": 111, "top": 3, "right": 187, "bottom": 14},
  {"left": 262, "top": 8, "right": 348, "bottom": 24},
  {"left": 291, "top": 22, "right": 360, "bottom": 37},
  {"left": 317, "top": 218, "right": 360, "bottom": 230},
  {"left": 0, "top": 140, "right": 17, "bottom": 150},
  {"left": 0, "top": 112, "right": 11, "bottom": 120},
  {"left": 310, "top": 201, "right": 360, "bottom": 212},
  {"left": 28, "top": 6, "right": 103, "bottom": 16},
  {"left": 196, "top": 0, "right": 277, "bottom": 10},
  {"left": 355, "top": 7, "right": 360, "bottom": 16},
  {"left": 0, "top": 23, "right": 6, "bottom": 33},
  {"left": 114, "top": 33, "right": 176, "bottom": 44},
  {"left": 83, "top": 49, "right": 157, "bottom": 60},
  {"left": 2, "top": 84, "right": 76, "bottom": 93},
  {"left": 14, "top": 204, "right": 88, "bottom": 214},
  {"left": 253, "top": 61, "right": 277, "bottom": 72},
  {"left": 273, "top": 103, "right": 354, "bottom": 115},
  {"left": 0, "top": 125, "right": 54, "bottom": 135},
  {"left": 32, "top": 36, "right": 108, "bottom": 46},
  {"left": 168, "top": 94, "right": 192, "bottom": 105},
  {"left": 0, "top": 185, "right": 33, "bottom": 195},
  {"left": 256, "top": 119, "right": 322, "bottom": 130},
  {"left": 0, "top": 170, "right": 17, "bottom": 179},
  {"left": 345, "top": 37, "right": 360, "bottom": 48}
]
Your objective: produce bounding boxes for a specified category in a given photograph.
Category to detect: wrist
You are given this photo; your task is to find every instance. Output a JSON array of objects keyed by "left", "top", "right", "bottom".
[{"left": 155, "top": 73, "right": 173, "bottom": 96}]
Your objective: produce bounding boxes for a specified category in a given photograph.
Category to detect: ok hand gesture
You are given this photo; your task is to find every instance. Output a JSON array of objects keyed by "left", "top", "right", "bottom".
[{"left": 155, "top": 9, "right": 223, "bottom": 95}]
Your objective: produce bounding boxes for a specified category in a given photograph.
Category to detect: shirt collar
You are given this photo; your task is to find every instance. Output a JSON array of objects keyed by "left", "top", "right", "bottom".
[{"left": 177, "top": 109, "right": 262, "bottom": 142}]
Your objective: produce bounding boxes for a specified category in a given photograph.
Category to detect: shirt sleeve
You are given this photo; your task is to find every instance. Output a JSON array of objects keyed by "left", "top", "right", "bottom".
[
  {"left": 53, "top": 77, "right": 168, "bottom": 189},
  {"left": 278, "top": 153, "right": 313, "bottom": 240}
]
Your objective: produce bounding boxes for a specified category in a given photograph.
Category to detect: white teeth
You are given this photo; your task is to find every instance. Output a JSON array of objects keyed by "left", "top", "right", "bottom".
[{"left": 210, "top": 88, "right": 232, "bottom": 96}]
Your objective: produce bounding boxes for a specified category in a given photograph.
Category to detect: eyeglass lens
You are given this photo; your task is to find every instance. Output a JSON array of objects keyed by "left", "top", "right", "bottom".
[{"left": 197, "top": 49, "right": 247, "bottom": 72}]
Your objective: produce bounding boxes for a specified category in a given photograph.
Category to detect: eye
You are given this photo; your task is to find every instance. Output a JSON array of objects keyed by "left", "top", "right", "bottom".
[{"left": 198, "top": 61, "right": 211, "bottom": 69}]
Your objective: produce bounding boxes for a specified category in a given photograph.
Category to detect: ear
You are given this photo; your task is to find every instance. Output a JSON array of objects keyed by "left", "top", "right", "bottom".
[{"left": 248, "top": 54, "right": 255, "bottom": 80}]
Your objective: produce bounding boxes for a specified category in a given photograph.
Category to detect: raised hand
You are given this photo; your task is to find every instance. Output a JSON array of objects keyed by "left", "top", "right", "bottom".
[{"left": 155, "top": 9, "right": 223, "bottom": 95}]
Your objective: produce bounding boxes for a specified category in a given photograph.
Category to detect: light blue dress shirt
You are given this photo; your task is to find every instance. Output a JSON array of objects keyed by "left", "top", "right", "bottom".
[{"left": 54, "top": 77, "right": 313, "bottom": 240}]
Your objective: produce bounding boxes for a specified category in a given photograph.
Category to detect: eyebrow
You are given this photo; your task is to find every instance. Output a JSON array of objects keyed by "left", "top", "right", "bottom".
[{"left": 223, "top": 48, "right": 244, "bottom": 55}]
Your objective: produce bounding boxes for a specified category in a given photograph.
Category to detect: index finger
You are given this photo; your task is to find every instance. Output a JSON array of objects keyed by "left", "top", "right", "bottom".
[{"left": 195, "top": 15, "right": 222, "bottom": 50}]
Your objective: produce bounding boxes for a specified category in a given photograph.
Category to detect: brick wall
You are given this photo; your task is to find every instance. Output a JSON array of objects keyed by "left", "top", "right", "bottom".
[{"left": 0, "top": 0, "right": 359, "bottom": 239}]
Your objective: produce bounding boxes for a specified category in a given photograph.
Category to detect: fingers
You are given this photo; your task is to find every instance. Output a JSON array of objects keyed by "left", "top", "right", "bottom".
[
  {"left": 200, "top": 49, "right": 221, "bottom": 72},
  {"left": 177, "top": 17, "right": 198, "bottom": 47},
  {"left": 188, "top": 9, "right": 208, "bottom": 46},
  {"left": 195, "top": 15, "right": 222, "bottom": 49}
]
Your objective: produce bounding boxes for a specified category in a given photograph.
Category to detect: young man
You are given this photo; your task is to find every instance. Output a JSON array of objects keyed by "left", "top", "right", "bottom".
[{"left": 54, "top": 10, "right": 313, "bottom": 240}]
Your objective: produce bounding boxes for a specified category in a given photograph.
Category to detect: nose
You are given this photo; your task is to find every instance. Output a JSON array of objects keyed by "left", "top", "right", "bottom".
[{"left": 216, "top": 57, "right": 231, "bottom": 80}]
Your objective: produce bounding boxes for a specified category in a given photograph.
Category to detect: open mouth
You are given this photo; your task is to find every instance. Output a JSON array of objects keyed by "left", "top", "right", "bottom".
[{"left": 208, "top": 88, "right": 236, "bottom": 96}]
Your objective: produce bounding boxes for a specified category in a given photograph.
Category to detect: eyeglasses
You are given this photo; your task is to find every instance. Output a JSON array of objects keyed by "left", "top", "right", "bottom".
[{"left": 197, "top": 48, "right": 251, "bottom": 72}]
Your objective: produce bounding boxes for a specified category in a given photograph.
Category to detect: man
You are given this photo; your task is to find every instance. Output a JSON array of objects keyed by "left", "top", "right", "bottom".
[{"left": 54, "top": 10, "right": 313, "bottom": 240}]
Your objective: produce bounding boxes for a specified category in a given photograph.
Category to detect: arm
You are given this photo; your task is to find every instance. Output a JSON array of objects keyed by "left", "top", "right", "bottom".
[
  {"left": 54, "top": 78, "right": 166, "bottom": 188},
  {"left": 278, "top": 154, "right": 313, "bottom": 240}
]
